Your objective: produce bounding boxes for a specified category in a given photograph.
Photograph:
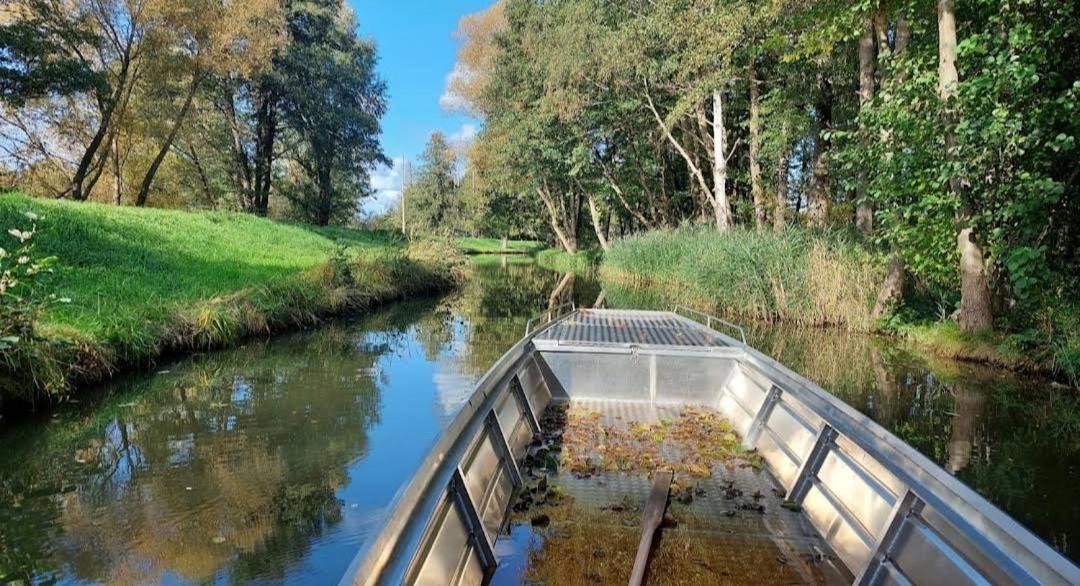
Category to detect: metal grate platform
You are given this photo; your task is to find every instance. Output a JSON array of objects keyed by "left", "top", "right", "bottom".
[{"left": 534, "top": 310, "right": 731, "bottom": 348}]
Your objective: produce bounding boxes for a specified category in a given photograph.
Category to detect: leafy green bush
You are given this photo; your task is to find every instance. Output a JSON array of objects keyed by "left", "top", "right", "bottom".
[{"left": 1, "top": 211, "right": 70, "bottom": 400}]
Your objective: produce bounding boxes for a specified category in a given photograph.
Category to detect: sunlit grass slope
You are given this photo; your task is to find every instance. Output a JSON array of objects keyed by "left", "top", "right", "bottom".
[
  {"left": 0, "top": 193, "right": 456, "bottom": 404},
  {"left": 458, "top": 237, "right": 545, "bottom": 255}
]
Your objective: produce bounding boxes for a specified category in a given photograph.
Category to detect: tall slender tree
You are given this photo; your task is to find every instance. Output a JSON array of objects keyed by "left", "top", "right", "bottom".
[{"left": 938, "top": 0, "right": 993, "bottom": 331}]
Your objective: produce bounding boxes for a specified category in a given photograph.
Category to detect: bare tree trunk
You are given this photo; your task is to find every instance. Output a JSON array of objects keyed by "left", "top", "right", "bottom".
[
  {"left": 896, "top": 15, "right": 912, "bottom": 54},
  {"left": 597, "top": 155, "right": 651, "bottom": 228},
  {"left": 748, "top": 65, "right": 766, "bottom": 231},
  {"left": 643, "top": 83, "right": 715, "bottom": 223},
  {"left": 111, "top": 132, "right": 123, "bottom": 205},
  {"left": 136, "top": 75, "right": 201, "bottom": 206},
  {"left": 873, "top": 9, "right": 892, "bottom": 57},
  {"left": 711, "top": 90, "right": 733, "bottom": 231},
  {"left": 187, "top": 144, "right": 214, "bottom": 205},
  {"left": 315, "top": 156, "right": 334, "bottom": 226},
  {"left": 537, "top": 185, "right": 577, "bottom": 254},
  {"left": 855, "top": 19, "right": 876, "bottom": 239},
  {"left": 253, "top": 85, "right": 277, "bottom": 216},
  {"left": 871, "top": 255, "right": 906, "bottom": 321},
  {"left": 807, "top": 74, "right": 833, "bottom": 227},
  {"left": 64, "top": 58, "right": 131, "bottom": 201},
  {"left": 774, "top": 148, "right": 789, "bottom": 231},
  {"left": 223, "top": 90, "right": 254, "bottom": 209},
  {"left": 587, "top": 195, "right": 610, "bottom": 252},
  {"left": 938, "top": 0, "right": 993, "bottom": 331}
]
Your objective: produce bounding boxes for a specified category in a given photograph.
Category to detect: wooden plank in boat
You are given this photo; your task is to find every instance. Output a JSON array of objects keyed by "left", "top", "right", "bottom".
[{"left": 628, "top": 470, "right": 674, "bottom": 586}]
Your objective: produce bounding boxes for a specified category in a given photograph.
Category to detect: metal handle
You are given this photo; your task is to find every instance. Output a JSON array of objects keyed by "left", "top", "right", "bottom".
[
  {"left": 525, "top": 301, "right": 576, "bottom": 336},
  {"left": 671, "top": 304, "right": 746, "bottom": 346}
]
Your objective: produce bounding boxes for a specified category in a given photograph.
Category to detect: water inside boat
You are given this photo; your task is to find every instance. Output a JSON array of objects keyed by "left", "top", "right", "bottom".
[
  {"left": 490, "top": 401, "right": 849, "bottom": 585},
  {"left": 342, "top": 308, "right": 1080, "bottom": 586}
]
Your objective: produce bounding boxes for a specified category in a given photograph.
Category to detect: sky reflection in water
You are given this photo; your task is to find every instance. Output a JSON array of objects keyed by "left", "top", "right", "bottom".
[{"left": 0, "top": 259, "right": 1075, "bottom": 584}]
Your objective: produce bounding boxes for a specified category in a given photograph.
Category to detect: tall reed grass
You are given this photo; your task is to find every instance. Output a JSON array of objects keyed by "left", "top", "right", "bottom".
[{"left": 600, "top": 226, "right": 882, "bottom": 330}]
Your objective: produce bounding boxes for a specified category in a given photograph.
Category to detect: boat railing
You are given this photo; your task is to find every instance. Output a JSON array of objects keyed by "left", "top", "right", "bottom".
[
  {"left": 341, "top": 321, "right": 559, "bottom": 585},
  {"left": 671, "top": 304, "right": 747, "bottom": 346},
  {"left": 524, "top": 301, "right": 576, "bottom": 336}
]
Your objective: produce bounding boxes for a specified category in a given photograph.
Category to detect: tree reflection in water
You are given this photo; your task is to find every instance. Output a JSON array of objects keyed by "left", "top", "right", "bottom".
[
  {"left": 0, "top": 257, "right": 1075, "bottom": 583},
  {"left": 603, "top": 276, "right": 1079, "bottom": 561}
]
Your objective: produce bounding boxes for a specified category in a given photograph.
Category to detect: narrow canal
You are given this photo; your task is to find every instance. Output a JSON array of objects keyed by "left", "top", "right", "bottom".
[{"left": 1, "top": 257, "right": 1076, "bottom": 583}]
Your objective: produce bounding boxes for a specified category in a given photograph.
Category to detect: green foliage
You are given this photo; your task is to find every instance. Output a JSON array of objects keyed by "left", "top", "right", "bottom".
[
  {"left": 0, "top": 210, "right": 71, "bottom": 398},
  {"left": 275, "top": 0, "right": 389, "bottom": 225},
  {"left": 535, "top": 248, "right": 600, "bottom": 275},
  {"left": 835, "top": 0, "right": 1079, "bottom": 309},
  {"left": 0, "top": 6, "right": 102, "bottom": 106},
  {"left": 458, "top": 237, "right": 544, "bottom": 255},
  {"left": 403, "top": 132, "right": 461, "bottom": 236}
]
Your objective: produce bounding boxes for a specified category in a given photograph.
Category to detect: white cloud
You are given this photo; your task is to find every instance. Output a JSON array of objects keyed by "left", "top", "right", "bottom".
[
  {"left": 439, "top": 63, "right": 475, "bottom": 114},
  {"left": 449, "top": 123, "right": 478, "bottom": 148},
  {"left": 362, "top": 157, "right": 404, "bottom": 218}
]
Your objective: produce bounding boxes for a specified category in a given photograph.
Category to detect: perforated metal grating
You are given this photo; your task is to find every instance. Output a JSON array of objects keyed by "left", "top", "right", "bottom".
[{"left": 534, "top": 309, "right": 730, "bottom": 348}]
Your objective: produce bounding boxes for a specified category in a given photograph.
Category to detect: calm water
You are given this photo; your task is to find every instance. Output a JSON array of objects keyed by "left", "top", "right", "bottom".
[{"left": 0, "top": 258, "right": 1075, "bottom": 583}]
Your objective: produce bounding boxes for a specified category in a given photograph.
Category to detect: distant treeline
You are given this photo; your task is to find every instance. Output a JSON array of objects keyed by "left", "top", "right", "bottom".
[{"left": 0, "top": 0, "right": 387, "bottom": 225}]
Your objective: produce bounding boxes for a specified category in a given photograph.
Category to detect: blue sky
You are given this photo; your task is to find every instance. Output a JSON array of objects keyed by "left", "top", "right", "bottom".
[{"left": 350, "top": 1, "right": 491, "bottom": 216}]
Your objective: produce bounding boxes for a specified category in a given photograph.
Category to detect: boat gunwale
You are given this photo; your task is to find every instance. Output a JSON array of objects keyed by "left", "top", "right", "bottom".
[
  {"left": 337, "top": 315, "right": 563, "bottom": 586},
  {"left": 736, "top": 343, "right": 1080, "bottom": 585},
  {"left": 342, "top": 308, "right": 1080, "bottom": 586}
]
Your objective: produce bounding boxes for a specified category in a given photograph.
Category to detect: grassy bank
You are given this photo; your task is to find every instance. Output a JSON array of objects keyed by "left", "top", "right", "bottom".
[
  {"left": 601, "top": 226, "right": 881, "bottom": 330},
  {"left": 535, "top": 249, "right": 601, "bottom": 274},
  {"left": 898, "top": 320, "right": 1080, "bottom": 382},
  {"left": 0, "top": 195, "right": 457, "bottom": 407},
  {"left": 458, "top": 237, "right": 544, "bottom": 255},
  {"left": 600, "top": 225, "right": 1078, "bottom": 382}
]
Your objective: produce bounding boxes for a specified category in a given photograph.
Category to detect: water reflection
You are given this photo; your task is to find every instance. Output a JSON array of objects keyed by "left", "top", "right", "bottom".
[
  {"left": 603, "top": 277, "right": 1080, "bottom": 561},
  {"left": 0, "top": 257, "right": 1075, "bottom": 584},
  {"left": 0, "top": 257, "right": 601, "bottom": 584}
]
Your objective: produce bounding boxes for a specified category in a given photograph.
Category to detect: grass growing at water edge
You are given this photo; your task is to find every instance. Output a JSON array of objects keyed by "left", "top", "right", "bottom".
[
  {"left": 0, "top": 194, "right": 459, "bottom": 407},
  {"left": 458, "top": 237, "right": 545, "bottom": 255},
  {"left": 601, "top": 226, "right": 881, "bottom": 330},
  {"left": 535, "top": 249, "right": 601, "bottom": 274}
]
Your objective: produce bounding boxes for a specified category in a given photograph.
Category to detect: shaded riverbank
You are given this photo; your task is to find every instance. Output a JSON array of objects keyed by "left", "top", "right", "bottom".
[{"left": 0, "top": 258, "right": 1074, "bottom": 584}]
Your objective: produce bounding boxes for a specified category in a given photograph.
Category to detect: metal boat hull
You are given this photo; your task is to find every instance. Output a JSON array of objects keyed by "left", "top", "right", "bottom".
[{"left": 341, "top": 309, "right": 1080, "bottom": 585}]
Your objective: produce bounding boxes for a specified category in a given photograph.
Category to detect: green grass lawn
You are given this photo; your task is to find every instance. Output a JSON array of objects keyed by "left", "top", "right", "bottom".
[
  {"left": 535, "top": 248, "right": 601, "bottom": 274},
  {"left": 0, "top": 195, "right": 401, "bottom": 337},
  {"left": 458, "top": 237, "right": 545, "bottom": 255},
  {"left": 0, "top": 194, "right": 453, "bottom": 404}
]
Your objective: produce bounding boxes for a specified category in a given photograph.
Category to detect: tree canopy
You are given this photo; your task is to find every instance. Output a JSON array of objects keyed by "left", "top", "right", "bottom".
[
  {"left": 438, "top": 0, "right": 1078, "bottom": 336},
  {"left": 0, "top": 0, "right": 387, "bottom": 225}
]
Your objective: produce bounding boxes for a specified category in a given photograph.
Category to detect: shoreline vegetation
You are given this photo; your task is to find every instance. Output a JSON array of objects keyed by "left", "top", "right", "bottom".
[
  {"left": 393, "top": 1, "right": 1078, "bottom": 390},
  {"left": 451, "top": 234, "right": 1076, "bottom": 383},
  {"left": 597, "top": 227, "right": 1078, "bottom": 384},
  {"left": 458, "top": 237, "right": 544, "bottom": 255},
  {"left": 0, "top": 195, "right": 458, "bottom": 412}
]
